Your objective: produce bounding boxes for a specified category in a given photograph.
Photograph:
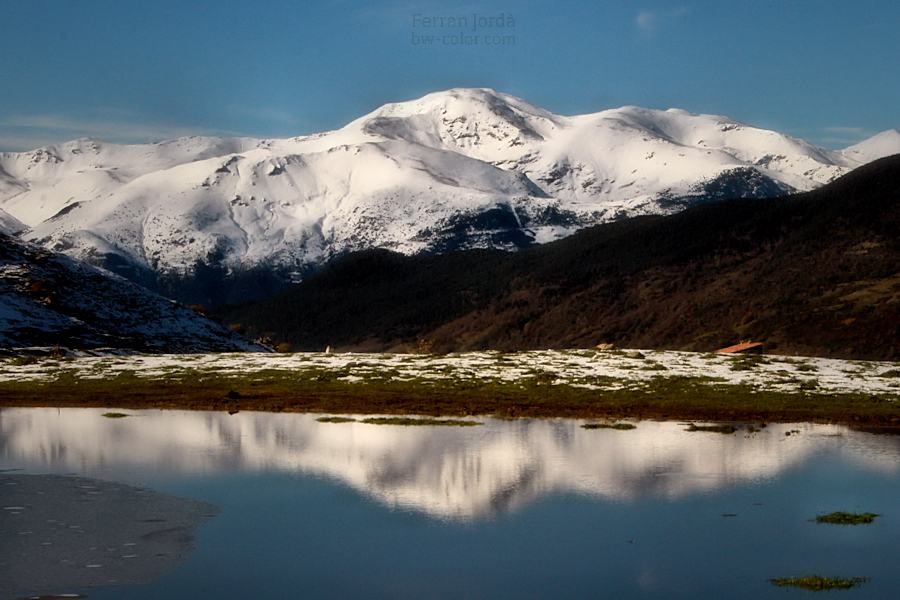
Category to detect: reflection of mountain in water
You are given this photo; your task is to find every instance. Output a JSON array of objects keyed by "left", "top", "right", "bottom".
[
  {"left": 2, "top": 409, "right": 899, "bottom": 520},
  {"left": 0, "top": 472, "right": 217, "bottom": 596}
]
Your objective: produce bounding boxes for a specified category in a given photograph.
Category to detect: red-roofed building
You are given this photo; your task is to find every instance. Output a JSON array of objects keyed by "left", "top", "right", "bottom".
[{"left": 716, "top": 341, "right": 763, "bottom": 354}]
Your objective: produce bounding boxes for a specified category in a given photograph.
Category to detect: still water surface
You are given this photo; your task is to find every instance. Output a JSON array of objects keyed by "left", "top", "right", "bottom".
[{"left": 2, "top": 408, "right": 899, "bottom": 598}]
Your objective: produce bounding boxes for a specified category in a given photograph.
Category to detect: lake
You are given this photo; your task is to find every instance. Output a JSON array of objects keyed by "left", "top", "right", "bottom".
[{"left": 2, "top": 408, "right": 899, "bottom": 598}]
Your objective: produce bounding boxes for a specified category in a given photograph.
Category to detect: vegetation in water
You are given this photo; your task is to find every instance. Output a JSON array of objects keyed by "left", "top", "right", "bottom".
[
  {"left": 813, "top": 511, "right": 880, "bottom": 525},
  {"left": 101, "top": 412, "right": 130, "bottom": 418},
  {"left": 360, "top": 417, "right": 481, "bottom": 427},
  {"left": 582, "top": 422, "right": 637, "bottom": 430},
  {"left": 316, "top": 416, "right": 357, "bottom": 423},
  {"left": 769, "top": 576, "right": 868, "bottom": 591},
  {"left": 685, "top": 423, "right": 737, "bottom": 434}
]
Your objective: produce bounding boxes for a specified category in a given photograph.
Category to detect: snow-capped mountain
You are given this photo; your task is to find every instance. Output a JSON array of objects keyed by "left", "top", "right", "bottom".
[
  {"left": 0, "top": 233, "right": 268, "bottom": 353},
  {"left": 1, "top": 88, "right": 897, "bottom": 304},
  {"left": 841, "top": 128, "right": 900, "bottom": 163}
]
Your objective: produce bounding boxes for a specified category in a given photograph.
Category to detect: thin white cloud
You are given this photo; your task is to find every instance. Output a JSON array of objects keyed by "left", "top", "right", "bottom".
[
  {"left": 0, "top": 132, "right": 74, "bottom": 153},
  {"left": 0, "top": 112, "right": 242, "bottom": 152},
  {"left": 821, "top": 126, "right": 867, "bottom": 135},
  {"left": 820, "top": 134, "right": 876, "bottom": 148},
  {"left": 636, "top": 6, "right": 691, "bottom": 35},
  {"left": 794, "top": 126, "right": 878, "bottom": 149},
  {"left": 635, "top": 10, "right": 659, "bottom": 32},
  {"left": 225, "top": 105, "right": 302, "bottom": 127}
]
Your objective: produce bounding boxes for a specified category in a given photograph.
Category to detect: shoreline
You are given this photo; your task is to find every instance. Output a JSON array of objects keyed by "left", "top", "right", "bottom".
[
  {"left": 2, "top": 375, "right": 899, "bottom": 428},
  {"left": 2, "top": 349, "right": 899, "bottom": 427}
]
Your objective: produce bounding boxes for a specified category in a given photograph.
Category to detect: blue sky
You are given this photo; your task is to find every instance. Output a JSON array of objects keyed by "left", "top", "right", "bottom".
[{"left": 1, "top": 0, "right": 898, "bottom": 151}]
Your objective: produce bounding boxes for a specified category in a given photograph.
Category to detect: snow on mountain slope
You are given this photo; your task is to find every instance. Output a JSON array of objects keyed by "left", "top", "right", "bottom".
[
  {"left": 0, "top": 210, "right": 26, "bottom": 236},
  {"left": 0, "top": 137, "right": 259, "bottom": 225},
  {"left": 23, "top": 139, "right": 556, "bottom": 282},
  {"left": 0, "top": 88, "right": 897, "bottom": 304},
  {"left": 842, "top": 129, "right": 900, "bottom": 163},
  {"left": 0, "top": 233, "right": 268, "bottom": 353},
  {"left": 355, "top": 90, "right": 859, "bottom": 210}
]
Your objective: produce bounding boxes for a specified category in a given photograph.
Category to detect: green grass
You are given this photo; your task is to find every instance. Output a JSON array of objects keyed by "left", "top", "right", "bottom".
[
  {"left": 582, "top": 422, "right": 637, "bottom": 430},
  {"left": 813, "top": 511, "right": 879, "bottom": 525},
  {"left": 769, "top": 576, "right": 868, "bottom": 591},
  {"left": 359, "top": 417, "right": 481, "bottom": 427}
]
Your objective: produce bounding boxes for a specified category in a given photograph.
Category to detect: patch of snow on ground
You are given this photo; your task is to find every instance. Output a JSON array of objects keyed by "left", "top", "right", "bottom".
[{"left": 1, "top": 349, "right": 898, "bottom": 398}]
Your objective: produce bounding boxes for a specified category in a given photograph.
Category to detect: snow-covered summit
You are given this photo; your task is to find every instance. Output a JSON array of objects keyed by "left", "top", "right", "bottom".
[
  {"left": 0, "top": 88, "right": 897, "bottom": 304},
  {"left": 842, "top": 129, "right": 900, "bottom": 164},
  {"left": 351, "top": 88, "right": 861, "bottom": 203}
]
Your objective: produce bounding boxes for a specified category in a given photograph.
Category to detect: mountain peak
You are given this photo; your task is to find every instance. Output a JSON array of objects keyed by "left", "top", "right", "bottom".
[
  {"left": 842, "top": 129, "right": 900, "bottom": 163},
  {"left": 363, "top": 87, "right": 555, "bottom": 120},
  {"left": 354, "top": 87, "right": 564, "bottom": 154}
]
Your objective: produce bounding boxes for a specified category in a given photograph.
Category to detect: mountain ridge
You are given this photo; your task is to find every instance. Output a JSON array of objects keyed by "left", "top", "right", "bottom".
[{"left": 2, "top": 88, "right": 898, "bottom": 306}]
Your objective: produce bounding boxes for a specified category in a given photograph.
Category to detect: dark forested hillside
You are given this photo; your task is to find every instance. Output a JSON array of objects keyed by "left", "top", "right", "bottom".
[{"left": 220, "top": 154, "right": 900, "bottom": 360}]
